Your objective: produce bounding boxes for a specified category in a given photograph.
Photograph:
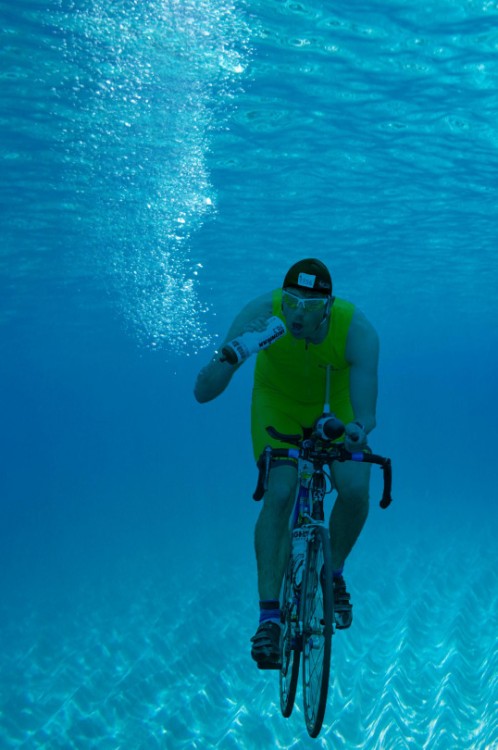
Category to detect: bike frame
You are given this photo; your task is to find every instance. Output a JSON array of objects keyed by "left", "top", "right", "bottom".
[{"left": 288, "top": 452, "right": 328, "bottom": 598}]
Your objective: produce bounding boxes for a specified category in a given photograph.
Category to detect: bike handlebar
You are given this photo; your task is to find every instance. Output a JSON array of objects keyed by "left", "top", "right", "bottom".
[{"left": 253, "top": 423, "right": 393, "bottom": 509}]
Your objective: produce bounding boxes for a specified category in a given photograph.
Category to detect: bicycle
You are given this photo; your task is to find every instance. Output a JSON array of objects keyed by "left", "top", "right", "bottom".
[{"left": 252, "top": 370, "right": 393, "bottom": 738}]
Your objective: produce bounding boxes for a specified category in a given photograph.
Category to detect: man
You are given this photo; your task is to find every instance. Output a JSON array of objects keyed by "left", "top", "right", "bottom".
[{"left": 194, "top": 258, "right": 379, "bottom": 668}]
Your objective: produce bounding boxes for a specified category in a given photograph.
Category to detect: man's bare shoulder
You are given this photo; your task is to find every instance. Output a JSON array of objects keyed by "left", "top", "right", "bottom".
[
  {"left": 346, "top": 307, "right": 380, "bottom": 364},
  {"left": 238, "top": 290, "right": 274, "bottom": 315},
  {"left": 350, "top": 307, "right": 378, "bottom": 337},
  {"left": 224, "top": 290, "right": 275, "bottom": 341}
]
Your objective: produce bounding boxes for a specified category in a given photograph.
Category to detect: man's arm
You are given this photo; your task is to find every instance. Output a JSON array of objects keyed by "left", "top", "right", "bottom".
[
  {"left": 345, "top": 309, "right": 379, "bottom": 435},
  {"left": 194, "top": 291, "right": 273, "bottom": 403}
]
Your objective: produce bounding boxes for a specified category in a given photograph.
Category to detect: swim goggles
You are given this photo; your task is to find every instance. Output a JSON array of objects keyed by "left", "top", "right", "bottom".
[{"left": 282, "top": 289, "right": 329, "bottom": 312}]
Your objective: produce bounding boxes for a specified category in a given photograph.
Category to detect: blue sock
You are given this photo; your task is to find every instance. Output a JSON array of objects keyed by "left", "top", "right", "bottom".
[
  {"left": 259, "top": 599, "right": 281, "bottom": 625},
  {"left": 320, "top": 566, "right": 344, "bottom": 583}
]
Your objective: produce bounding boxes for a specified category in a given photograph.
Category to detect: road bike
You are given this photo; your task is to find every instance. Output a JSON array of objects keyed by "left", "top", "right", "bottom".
[{"left": 253, "top": 374, "right": 393, "bottom": 737}]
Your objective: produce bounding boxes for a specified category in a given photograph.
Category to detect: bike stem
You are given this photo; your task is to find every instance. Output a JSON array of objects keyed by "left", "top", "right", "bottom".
[{"left": 321, "top": 364, "right": 332, "bottom": 415}]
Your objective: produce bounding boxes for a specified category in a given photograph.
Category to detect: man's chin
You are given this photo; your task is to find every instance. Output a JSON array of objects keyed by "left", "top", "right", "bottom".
[{"left": 290, "top": 323, "right": 305, "bottom": 337}]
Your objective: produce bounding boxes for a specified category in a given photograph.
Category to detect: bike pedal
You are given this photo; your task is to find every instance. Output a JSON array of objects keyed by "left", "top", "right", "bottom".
[{"left": 257, "top": 659, "right": 282, "bottom": 671}]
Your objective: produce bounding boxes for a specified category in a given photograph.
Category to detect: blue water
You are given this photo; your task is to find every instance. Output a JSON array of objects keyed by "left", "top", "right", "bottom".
[{"left": 1, "top": 0, "right": 498, "bottom": 747}]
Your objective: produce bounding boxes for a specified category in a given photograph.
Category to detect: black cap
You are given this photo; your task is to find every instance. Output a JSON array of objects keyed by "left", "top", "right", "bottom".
[{"left": 283, "top": 258, "right": 332, "bottom": 295}]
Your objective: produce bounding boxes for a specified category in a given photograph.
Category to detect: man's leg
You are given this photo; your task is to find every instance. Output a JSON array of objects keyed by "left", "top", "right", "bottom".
[
  {"left": 329, "top": 461, "right": 371, "bottom": 570},
  {"left": 328, "top": 461, "right": 371, "bottom": 630},
  {"left": 251, "top": 463, "right": 297, "bottom": 667},
  {"left": 254, "top": 463, "right": 297, "bottom": 600}
]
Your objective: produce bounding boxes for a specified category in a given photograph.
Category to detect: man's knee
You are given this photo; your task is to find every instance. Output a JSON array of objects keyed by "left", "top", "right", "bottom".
[
  {"left": 334, "top": 479, "right": 370, "bottom": 519},
  {"left": 333, "top": 464, "right": 371, "bottom": 507},
  {"left": 263, "top": 464, "right": 297, "bottom": 515},
  {"left": 339, "top": 485, "right": 369, "bottom": 507},
  {"left": 334, "top": 473, "right": 370, "bottom": 511}
]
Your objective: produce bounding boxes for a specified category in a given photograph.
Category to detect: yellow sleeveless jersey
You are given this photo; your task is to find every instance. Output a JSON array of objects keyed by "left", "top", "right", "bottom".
[
  {"left": 253, "top": 289, "right": 355, "bottom": 406},
  {"left": 250, "top": 290, "right": 355, "bottom": 459}
]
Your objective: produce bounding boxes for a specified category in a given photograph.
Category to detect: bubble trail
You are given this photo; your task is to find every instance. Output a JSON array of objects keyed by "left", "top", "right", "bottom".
[{"left": 57, "top": 0, "right": 251, "bottom": 352}]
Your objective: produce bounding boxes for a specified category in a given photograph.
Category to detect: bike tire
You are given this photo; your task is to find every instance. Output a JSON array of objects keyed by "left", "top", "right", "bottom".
[
  {"left": 279, "top": 558, "right": 301, "bottom": 718},
  {"left": 301, "top": 525, "right": 333, "bottom": 738}
]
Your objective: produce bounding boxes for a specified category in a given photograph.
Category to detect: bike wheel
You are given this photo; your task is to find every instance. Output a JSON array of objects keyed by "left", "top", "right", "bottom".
[
  {"left": 301, "top": 526, "right": 333, "bottom": 738},
  {"left": 279, "top": 559, "right": 301, "bottom": 718}
]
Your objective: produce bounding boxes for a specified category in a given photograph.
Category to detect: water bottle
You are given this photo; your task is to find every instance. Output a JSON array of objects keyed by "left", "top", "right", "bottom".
[{"left": 220, "top": 316, "right": 286, "bottom": 365}]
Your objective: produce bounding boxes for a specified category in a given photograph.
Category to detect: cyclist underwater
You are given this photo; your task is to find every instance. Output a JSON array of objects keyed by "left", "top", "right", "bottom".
[{"left": 194, "top": 258, "right": 379, "bottom": 669}]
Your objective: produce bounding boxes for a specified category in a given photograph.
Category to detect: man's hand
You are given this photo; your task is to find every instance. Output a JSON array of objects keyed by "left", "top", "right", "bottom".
[{"left": 344, "top": 422, "right": 368, "bottom": 452}]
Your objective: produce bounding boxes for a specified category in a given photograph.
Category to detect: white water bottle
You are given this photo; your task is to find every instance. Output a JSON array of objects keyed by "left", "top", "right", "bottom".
[{"left": 220, "top": 316, "right": 286, "bottom": 365}]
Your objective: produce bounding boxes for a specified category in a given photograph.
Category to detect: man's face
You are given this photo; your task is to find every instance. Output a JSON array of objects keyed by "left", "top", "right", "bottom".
[{"left": 281, "top": 287, "right": 330, "bottom": 339}]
